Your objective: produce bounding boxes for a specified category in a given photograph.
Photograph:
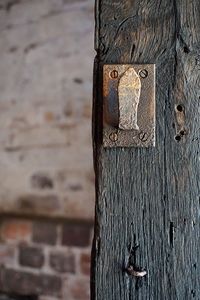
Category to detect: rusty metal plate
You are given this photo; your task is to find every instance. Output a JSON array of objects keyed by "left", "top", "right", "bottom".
[{"left": 103, "top": 64, "right": 156, "bottom": 148}]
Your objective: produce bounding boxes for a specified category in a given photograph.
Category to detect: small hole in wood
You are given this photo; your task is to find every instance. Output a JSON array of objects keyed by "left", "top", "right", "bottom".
[
  {"left": 183, "top": 46, "right": 190, "bottom": 54},
  {"left": 176, "top": 104, "right": 184, "bottom": 112},
  {"left": 191, "top": 290, "right": 196, "bottom": 298},
  {"left": 180, "top": 130, "right": 186, "bottom": 136},
  {"left": 175, "top": 135, "right": 181, "bottom": 142}
]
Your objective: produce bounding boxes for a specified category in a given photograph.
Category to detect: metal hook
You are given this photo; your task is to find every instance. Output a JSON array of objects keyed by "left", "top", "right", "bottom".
[{"left": 126, "top": 265, "right": 147, "bottom": 278}]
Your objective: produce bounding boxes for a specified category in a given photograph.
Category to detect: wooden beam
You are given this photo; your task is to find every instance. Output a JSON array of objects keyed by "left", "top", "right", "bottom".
[{"left": 91, "top": 0, "right": 200, "bottom": 299}]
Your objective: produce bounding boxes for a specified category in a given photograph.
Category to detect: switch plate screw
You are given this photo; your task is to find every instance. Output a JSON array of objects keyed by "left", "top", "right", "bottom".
[
  {"left": 109, "top": 132, "right": 118, "bottom": 142},
  {"left": 139, "top": 132, "right": 148, "bottom": 142},
  {"left": 139, "top": 69, "right": 148, "bottom": 79},
  {"left": 110, "top": 70, "right": 118, "bottom": 79}
]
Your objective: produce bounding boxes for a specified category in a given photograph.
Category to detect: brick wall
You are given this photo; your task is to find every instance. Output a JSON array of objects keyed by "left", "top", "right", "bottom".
[
  {"left": 0, "top": 218, "right": 92, "bottom": 299},
  {"left": 0, "top": 0, "right": 95, "bottom": 299}
]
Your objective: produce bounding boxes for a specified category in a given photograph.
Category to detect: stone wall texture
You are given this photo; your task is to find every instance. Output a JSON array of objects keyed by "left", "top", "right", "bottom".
[
  {"left": 0, "top": 0, "right": 95, "bottom": 221},
  {"left": 0, "top": 0, "right": 95, "bottom": 299}
]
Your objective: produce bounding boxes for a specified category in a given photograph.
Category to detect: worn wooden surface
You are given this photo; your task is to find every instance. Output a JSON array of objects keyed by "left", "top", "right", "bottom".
[{"left": 91, "top": 0, "right": 200, "bottom": 299}]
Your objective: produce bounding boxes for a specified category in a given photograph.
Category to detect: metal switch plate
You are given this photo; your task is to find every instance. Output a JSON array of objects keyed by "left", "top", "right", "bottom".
[{"left": 103, "top": 64, "right": 156, "bottom": 148}]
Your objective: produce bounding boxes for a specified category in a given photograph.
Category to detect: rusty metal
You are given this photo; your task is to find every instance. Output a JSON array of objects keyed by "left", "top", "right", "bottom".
[
  {"left": 110, "top": 70, "right": 118, "bottom": 79},
  {"left": 126, "top": 266, "right": 147, "bottom": 278},
  {"left": 103, "top": 64, "right": 156, "bottom": 148}
]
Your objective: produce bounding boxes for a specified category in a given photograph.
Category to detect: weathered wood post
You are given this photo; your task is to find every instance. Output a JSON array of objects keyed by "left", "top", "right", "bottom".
[{"left": 91, "top": 0, "right": 199, "bottom": 299}]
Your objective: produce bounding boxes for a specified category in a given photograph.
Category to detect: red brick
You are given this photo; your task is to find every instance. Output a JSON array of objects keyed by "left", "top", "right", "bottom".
[
  {"left": 69, "top": 278, "right": 90, "bottom": 300},
  {"left": 80, "top": 253, "right": 91, "bottom": 276},
  {"left": 32, "top": 221, "right": 57, "bottom": 245},
  {"left": 19, "top": 244, "right": 44, "bottom": 269},
  {"left": 0, "top": 244, "right": 15, "bottom": 265},
  {"left": 62, "top": 223, "right": 91, "bottom": 247},
  {"left": 49, "top": 250, "right": 75, "bottom": 273},
  {"left": 1, "top": 220, "right": 31, "bottom": 241},
  {"left": 0, "top": 268, "right": 62, "bottom": 297}
]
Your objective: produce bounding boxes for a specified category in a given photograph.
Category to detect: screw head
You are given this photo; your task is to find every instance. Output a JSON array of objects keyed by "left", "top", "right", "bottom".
[
  {"left": 139, "top": 132, "right": 148, "bottom": 142},
  {"left": 109, "top": 132, "right": 118, "bottom": 142},
  {"left": 110, "top": 70, "right": 118, "bottom": 79},
  {"left": 139, "top": 69, "right": 148, "bottom": 79}
]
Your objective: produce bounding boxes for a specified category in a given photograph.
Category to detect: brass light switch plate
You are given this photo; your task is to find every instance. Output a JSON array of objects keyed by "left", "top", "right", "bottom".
[{"left": 103, "top": 64, "right": 156, "bottom": 148}]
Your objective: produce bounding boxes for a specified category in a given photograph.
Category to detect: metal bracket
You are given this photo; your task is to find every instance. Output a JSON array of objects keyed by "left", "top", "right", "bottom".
[{"left": 103, "top": 64, "right": 156, "bottom": 148}]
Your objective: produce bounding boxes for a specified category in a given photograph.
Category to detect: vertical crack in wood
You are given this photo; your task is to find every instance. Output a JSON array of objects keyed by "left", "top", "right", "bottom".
[
  {"left": 172, "top": 0, "right": 181, "bottom": 88},
  {"left": 169, "top": 222, "right": 174, "bottom": 248}
]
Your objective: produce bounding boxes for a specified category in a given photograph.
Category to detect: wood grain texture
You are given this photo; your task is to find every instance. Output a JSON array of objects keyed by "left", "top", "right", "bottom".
[{"left": 91, "top": 0, "right": 200, "bottom": 299}]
